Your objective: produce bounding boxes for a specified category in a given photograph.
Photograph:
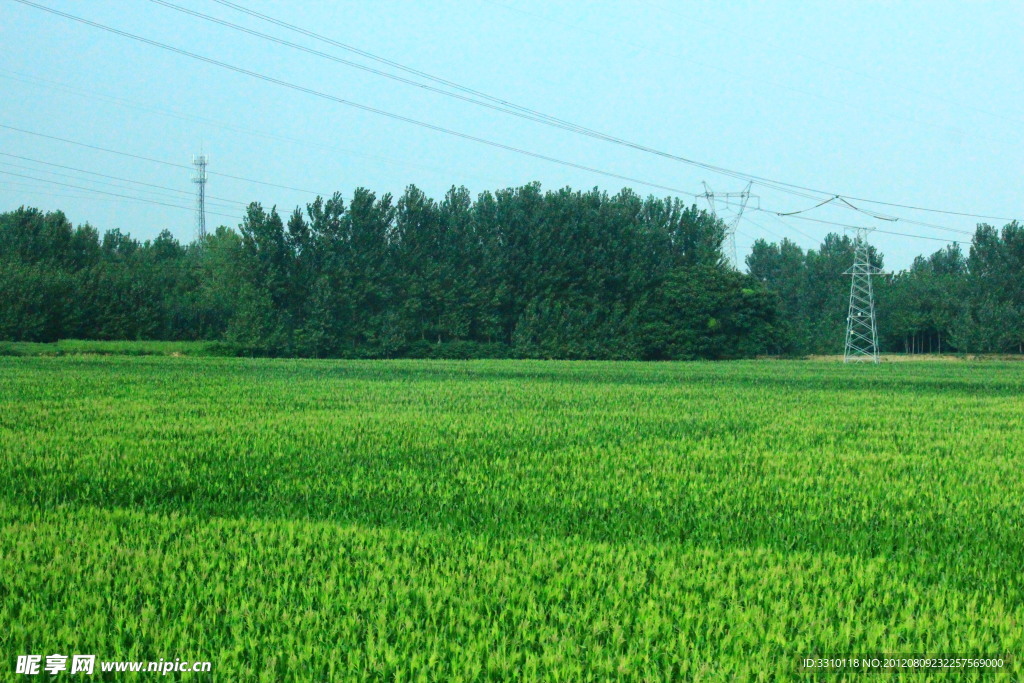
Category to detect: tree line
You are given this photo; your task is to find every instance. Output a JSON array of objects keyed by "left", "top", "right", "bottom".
[
  {"left": 746, "top": 225, "right": 1024, "bottom": 356},
  {"left": 1, "top": 183, "right": 1021, "bottom": 358}
]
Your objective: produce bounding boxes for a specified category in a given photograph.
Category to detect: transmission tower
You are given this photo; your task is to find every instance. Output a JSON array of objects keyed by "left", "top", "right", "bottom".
[
  {"left": 843, "top": 227, "right": 888, "bottom": 363},
  {"left": 192, "top": 153, "right": 208, "bottom": 240},
  {"left": 700, "top": 181, "right": 756, "bottom": 270}
]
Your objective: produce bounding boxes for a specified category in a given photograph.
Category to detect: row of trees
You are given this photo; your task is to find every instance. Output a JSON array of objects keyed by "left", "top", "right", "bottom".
[
  {"left": 744, "top": 222, "right": 1024, "bottom": 355},
  {"left": 0, "top": 185, "right": 777, "bottom": 359},
  {"left": 1, "top": 184, "right": 1020, "bottom": 358}
]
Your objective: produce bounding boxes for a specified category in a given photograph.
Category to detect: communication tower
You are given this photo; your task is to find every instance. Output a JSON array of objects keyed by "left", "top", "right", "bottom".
[{"left": 192, "top": 153, "right": 208, "bottom": 240}]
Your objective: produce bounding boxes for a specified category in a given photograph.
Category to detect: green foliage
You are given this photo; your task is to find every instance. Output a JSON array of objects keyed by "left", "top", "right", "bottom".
[
  {"left": 0, "top": 185, "right": 786, "bottom": 359},
  {"left": 1, "top": 357, "right": 1021, "bottom": 679},
  {"left": 641, "top": 266, "right": 779, "bottom": 360},
  {"left": 746, "top": 233, "right": 873, "bottom": 355},
  {"left": 748, "top": 225, "right": 1024, "bottom": 356},
  {"left": 0, "top": 259, "right": 72, "bottom": 341},
  {"left": 953, "top": 222, "right": 1024, "bottom": 353},
  {"left": 4, "top": 194, "right": 1022, "bottom": 358}
]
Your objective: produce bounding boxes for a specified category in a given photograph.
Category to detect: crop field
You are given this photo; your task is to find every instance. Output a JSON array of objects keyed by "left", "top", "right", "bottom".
[{"left": 1, "top": 357, "right": 1022, "bottom": 680}]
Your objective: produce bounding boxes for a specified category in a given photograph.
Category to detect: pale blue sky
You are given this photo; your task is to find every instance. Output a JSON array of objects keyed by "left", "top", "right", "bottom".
[{"left": 1, "top": 1, "right": 1021, "bottom": 269}]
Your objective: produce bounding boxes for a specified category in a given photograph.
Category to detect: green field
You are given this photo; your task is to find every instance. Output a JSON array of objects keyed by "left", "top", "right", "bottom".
[{"left": 1, "top": 357, "right": 1022, "bottom": 680}]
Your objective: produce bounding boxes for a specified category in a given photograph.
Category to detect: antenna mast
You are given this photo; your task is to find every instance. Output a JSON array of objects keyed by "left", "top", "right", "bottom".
[{"left": 192, "top": 153, "right": 208, "bottom": 240}]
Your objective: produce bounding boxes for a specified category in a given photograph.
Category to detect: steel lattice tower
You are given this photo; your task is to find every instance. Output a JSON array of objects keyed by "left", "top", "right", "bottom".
[
  {"left": 192, "top": 153, "right": 208, "bottom": 240},
  {"left": 701, "top": 181, "right": 755, "bottom": 270},
  {"left": 843, "top": 227, "right": 886, "bottom": 363}
]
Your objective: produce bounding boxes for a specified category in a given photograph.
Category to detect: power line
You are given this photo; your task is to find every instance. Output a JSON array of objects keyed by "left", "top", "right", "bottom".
[
  {"left": 754, "top": 208, "right": 964, "bottom": 242},
  {"left": 6, "top": 3, "right": 1000, "bottom": 249},
  {"left": 476, "top": 1, "right": 1018, "bottom": 222},
  {"left": 0, "top": 123, "right": 320, "bottom": 195},
  {"left": 782, "top": 211, "right": 971, "bottom": 238},
  {"left": 769, "top": 195, "right": 972, "bottom": 236},
  {"left": 0, "top": 178, "right": 126, "bottom": 202},
  {"left": 0, "top": 180, "right": 228, "bottom": 220},
  {"left": 736, "top": 211, "right": 959, "bottom": 277},
  {"left": 756, "top": 181, "right": 986, "bottom": 235},
  {"left": 208, "top": 0, "right": 591, "bottom": 128},
  {"left": 149, "top": 0, "right": 603, "bottom": 136},
  {"left": 6, "top": 2, "right": 708, "bottom": 201},
  {"left": 482, "top": 0, "right": 929, "bottom": 132},
  {"left": 0, "top": 159, "right": 240, "bottom": 212},
  {"left": 0, "top": 169, "right": 238, "bottom": 219},
  {"left": 0, "top": 151, "right": 962, "bottom": 249},
  {"left": 0, "top": 158, "right": 192, "bottom": 203},
  {"left": 0, "top": 152, "right": 248, "bottom": 207},
  {"left": 736, "top": 213, "right": 792, "bottom": 243},
  {"left": 778, "top": 195, "right": 839, "bottom": 216},
  {"left": 160, "top": 0, "right": 879, "bottom": 199},
  {"left": 763, "top": 212, "right": 819, "bottom": 243},
  {"left": 20, "top": 0, "right": 1013, "bottom": 227},
  {"left": 0, "top": 132, "right": 964, "bottom": 248},
  {"left": 179, "top": 0, "right": 1020, "bottom": 226},
  {"left": 0, "top": 68, "right": 511, "bottom": 188},
  {"left": 834, "top": 194, "right": 1015, "bottom": 222},
  {"left": 835, "top": 197, "right": 897, "bottom": 222},
  {"left": 866, "top": 228, "right": 959, "bottom": 243}
]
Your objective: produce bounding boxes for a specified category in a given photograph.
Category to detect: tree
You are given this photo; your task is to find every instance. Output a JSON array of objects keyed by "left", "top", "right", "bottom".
[
  {"left": 4, "top": 190, "right": 1013, "bottom": 360},
  {"left": 229, "top": 203, "right": 292, "bottom": 353},
  {"left": 640, "top": 266, "right": 780, "bottom": 360}
]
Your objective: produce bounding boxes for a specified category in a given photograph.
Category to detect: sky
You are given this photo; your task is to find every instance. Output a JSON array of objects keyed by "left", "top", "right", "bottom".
[{"left": 1, "top": 0, "right": 1021, "bottom": 270}]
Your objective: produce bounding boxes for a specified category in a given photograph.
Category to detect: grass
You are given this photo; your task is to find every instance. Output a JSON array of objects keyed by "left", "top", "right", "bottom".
[
  {"left": 0, "top": 339, "right": 240, "bottom": 357},
  {"left": 0, "top": 356, "right": 1021, "bottom": 680},
  {"left": 806, "top": 353, "right": 1024, "bottom": 362}
]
